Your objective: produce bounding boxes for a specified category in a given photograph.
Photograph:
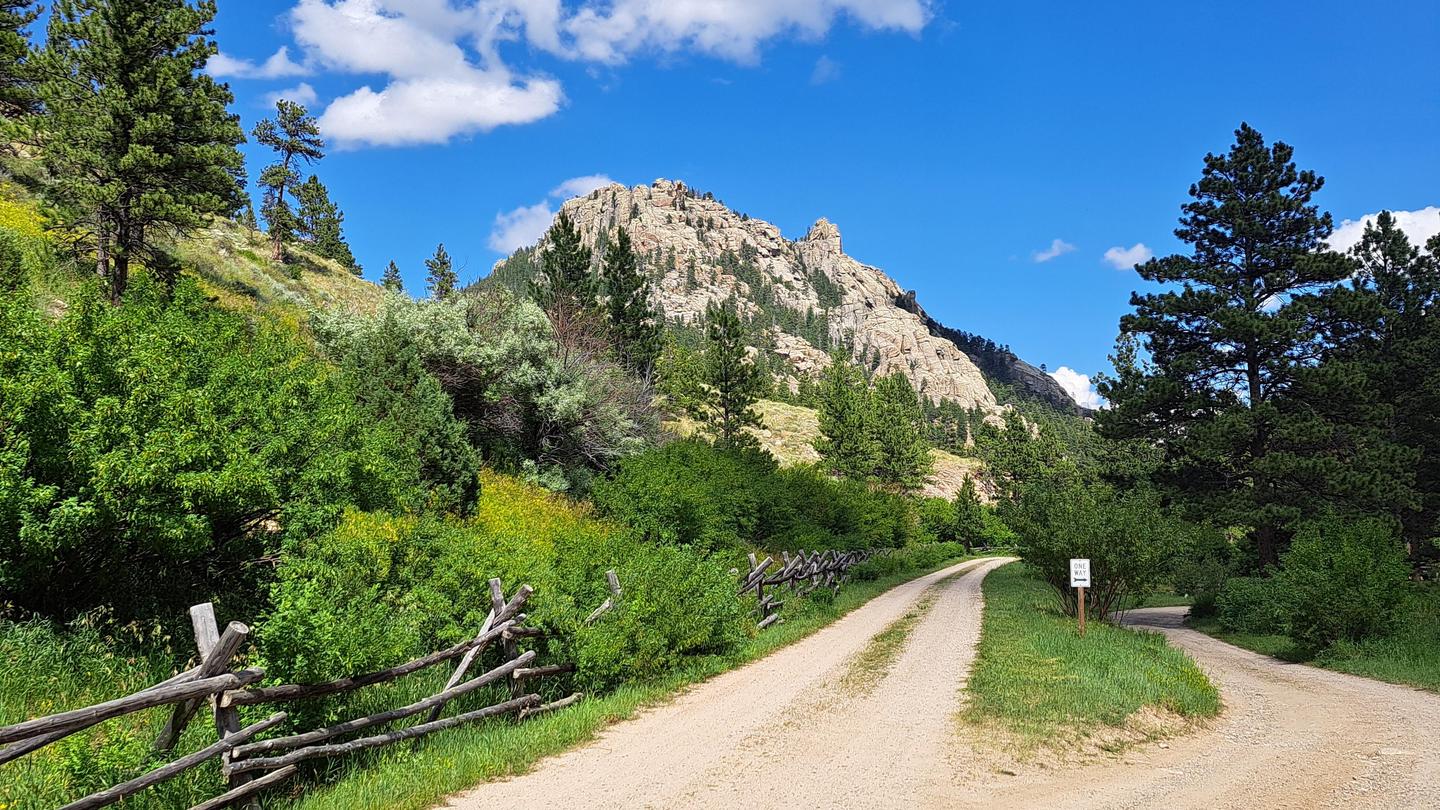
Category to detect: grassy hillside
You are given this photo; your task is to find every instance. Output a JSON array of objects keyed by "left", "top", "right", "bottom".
[
  {"left": 3, "top": 179, "right": 382, "bottom": 322},
  {"left": 671, "top": 398, "right": 990, "bottom": 501}
]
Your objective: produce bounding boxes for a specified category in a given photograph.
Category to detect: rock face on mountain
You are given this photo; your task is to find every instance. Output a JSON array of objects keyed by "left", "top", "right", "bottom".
[
  {"left": 520, "top": 179, "right": 1078, "bottom": 415},
  {"left": 894, "top": 291, "right": 1092, "bottom": 416}
]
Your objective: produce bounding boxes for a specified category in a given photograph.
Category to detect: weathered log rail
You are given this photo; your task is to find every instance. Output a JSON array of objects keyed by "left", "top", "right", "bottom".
[
  {"left": 735, "top": 548, "right": 880, "bottom": 629},
  {"left": 0, "top": 572, "right": 621, "bottom": 809}
]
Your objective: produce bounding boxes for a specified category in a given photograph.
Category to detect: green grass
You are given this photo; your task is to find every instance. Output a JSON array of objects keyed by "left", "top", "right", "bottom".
[
  {"left": 284, "top": 555, "right": 981, "bottom": 810},
  {"left": 1188, "top": 587, "right": 1440, "bottom": 693},
  {"left": 963, "top": 563, "right": 1220, "bottom": 752}
]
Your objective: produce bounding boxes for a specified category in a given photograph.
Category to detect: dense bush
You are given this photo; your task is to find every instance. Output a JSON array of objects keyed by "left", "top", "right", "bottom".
[
  {"left": 1215, "top": 576, "right": 1292, "bottom": 635},
  {"left": 314, "top": 289, "right": 659, "bottom": 495},
  {"left": 592, "top": 439, "right": 918, "bottom": 553},
  {"left": 257, "top": 473, "right": 748, "bottom": 698},
  {"left": 1277, "top": 518, "right": 1410, "bottom": 647},
  {"left": 1007, "top": 480, "right": 1187, "bottom": 617},
  {"left": 0, "top": 278, "right": 432, "bottom": 620},
  {"left": 848, "top": 541, "right": 969, "bottom": 581}
]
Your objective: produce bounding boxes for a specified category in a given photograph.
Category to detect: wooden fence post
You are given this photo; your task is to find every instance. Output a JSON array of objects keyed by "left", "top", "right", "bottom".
[{"left": 190, "top": 603, "right": 255, "bottom": 804}]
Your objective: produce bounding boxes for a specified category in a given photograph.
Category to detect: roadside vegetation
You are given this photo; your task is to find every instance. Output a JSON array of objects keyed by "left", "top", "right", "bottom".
[{"left": 964, "top": 563, "right": 1220, "bottom": 752}]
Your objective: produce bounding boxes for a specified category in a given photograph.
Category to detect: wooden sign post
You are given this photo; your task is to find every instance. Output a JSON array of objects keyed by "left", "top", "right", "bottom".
[{"left": 1070, "top": 558, "right": 1091, "bottom": 637}]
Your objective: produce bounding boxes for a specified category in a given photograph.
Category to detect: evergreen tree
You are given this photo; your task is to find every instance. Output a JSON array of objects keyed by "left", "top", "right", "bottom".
[
  {"left": 381, "top": 260, "right": 404, "bottom": 293},
  {"left": 688, "top": 300, "right": 764, "bottom": 449},
  {"left": 30, "top": 0, "right": 245, "bottom": 304},
  {"left": 252, "top": 99, "right": 324, "bottom": 261},
  {"left": 1328, "top": 213, "right": 1440, "bottom": 561},
  {"left": 869, "top": 372, "right": 933, "bottom": 493},
  {"left": 295, "top": 174, "right": 358, "bottom": 273},
  {"left": 0, "top": 0, "right": 39, "bottom": 118},
  {"left": 1097, "top": 123, "right": 1354, "bottom": 567},
  {"left": 953, "top": 478, "right": 985, "bottom": 551},
  {"left": 530, "top": 210, "right": 594, "bottom": 312},
  {"left": 238, "top": 198, "right": 258, "bottom": 233},
  {"left": 602, "top": 226, "right": 661, "bottom": 374},
  {"left": 425, "top": 243, "right": 457, "bottom": 300},
  {"left": 814, "top": 356, "right": 878, "bottom": 480}
]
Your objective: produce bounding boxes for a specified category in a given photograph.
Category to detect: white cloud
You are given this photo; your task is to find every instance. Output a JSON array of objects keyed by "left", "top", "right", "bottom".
[
  {"left": 1103, "top": 242, "right": 1154, "bottom": 270},
  {"left": 264, "top": 82, "right": 319, "bottom": 108},
  {"left": 1325, "top": 207, "right": 1440, "bottom": 254},
  {"left": 1050, "top": 366, "right": 1105, "bottom": 410},
  {"left": 489, "top": 174, "right": 618, "bottom": 252},
  {"left": 272, "top": 0, "right": 931, "bottom": 147},
  {"left": 552, "top": 174, "right": 616, "bottom": 199},
  {"left": 209, "top": 46, "right": 309, "bottom": 79},
  {"left": 1032, "top": 238, "right": 1076, "bottom": 263},
  {"left": 489, "top": 201, "right": 556, "bottom": 253},
  {"left": 810, "top": 55, "right": 841, "bottom": 85}
]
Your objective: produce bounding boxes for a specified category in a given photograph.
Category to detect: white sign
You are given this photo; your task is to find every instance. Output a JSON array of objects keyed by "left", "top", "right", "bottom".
[{"left": 1069, "top": 558, "right": 1091, "bottom": 588}]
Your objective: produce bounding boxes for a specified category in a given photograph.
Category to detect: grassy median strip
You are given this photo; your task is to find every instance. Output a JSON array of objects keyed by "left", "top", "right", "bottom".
[
  {"left": 281, "top": 555, "right": 982, "bottom": 810},
  {"left": 962, "top": 562, "right": 1219, "bottom": 753}
]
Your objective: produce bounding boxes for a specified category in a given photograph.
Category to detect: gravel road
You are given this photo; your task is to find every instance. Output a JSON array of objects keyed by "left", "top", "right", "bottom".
[{"left": 442, "top": 564, "right": 1440, "bottom": 809}]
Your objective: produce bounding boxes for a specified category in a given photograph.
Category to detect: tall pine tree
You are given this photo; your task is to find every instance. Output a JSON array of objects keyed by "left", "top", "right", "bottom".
[
  {"left": 530, "top": 210, "right": 594, "bottom": 312},
  {"left": 381, "top": 260, "right": 404, "bottom": 293},
  {"left": 425, "top": 243, "right": 457, "bottom": 300},
  {"left": 601, "top": 226, "right": 661, "bottom": 374},
  {"left": 252, "top": 99, "right": 323, "bottom": 262},
  {"left": 814, "top": 356, "right": 878, "bottom": 480},
  {"left": 31, "top": 0, "right": 245, "bottom": 304},
  {"left": 1097, "top": 123, "right": 1353, "bottom": 567},
  {"left": 296, "top": 174, "right": 358, "bottom": 273},
  {"left": 869, "top": 372, "right": 933, "bottom": 493},
  {"left": 689, "top": 300, "right": 764, "bottom": 450},
  {"left": 0, "top": 0, "right": 39, "bottom": 119}
]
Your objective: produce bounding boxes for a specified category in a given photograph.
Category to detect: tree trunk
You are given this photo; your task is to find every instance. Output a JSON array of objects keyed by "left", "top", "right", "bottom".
[
  {"left": 110, "top": 253, "right": 129, "bottom": 306},
  {"left": 1254, "top": 523, "right": 1278, "bottom": 571}
]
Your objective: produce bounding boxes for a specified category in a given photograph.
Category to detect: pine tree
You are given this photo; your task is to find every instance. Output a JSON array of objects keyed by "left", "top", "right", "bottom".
[
  {"left": 238, "top": 198, "right": 258, "bottom": 232},
  {"left": 814, "top": 356, "right": 878, "bottom": 480},
  {"left": 30, "top": 0, "right": 245, "bottom": 304},
  {"left": 602, "top": 226, "right": 661, "bottom": 374},
  {"left": 295, "top": 174, "right": 358, "bottom": 273},
  {"left": 0, "top": 0, "right": 39, "bottom": 118},
  {"left": 869, "top": 372, "right": 933, "bottom": 493},
  {"left": 688, "top": 300, "right": 764, "bottom": 449},
  {"left": 530, "top": 210, "right": 594, "bottom": 312},
  {"left": 252, "top": 99, "right": 323, "bottom": 262},
  {"left": 1328, "top": 213, "right": 1440, "bottom": 560},
  {"left": 381, "top": 260, "right": 404, "bottom": 293},
  {"left": 425, "top": 243, "right": 457, "bottom": 300},
  {"left": 1097, "top": 123, "right": 1354, "bottom": 567},
  {"left": 953, "top": 478, "right": 985, "bottom": 551}
]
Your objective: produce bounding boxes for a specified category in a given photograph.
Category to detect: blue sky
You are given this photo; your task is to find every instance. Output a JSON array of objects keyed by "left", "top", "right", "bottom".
[{"left": 208, "top": 0, "right": 1440, "bottom": 406}]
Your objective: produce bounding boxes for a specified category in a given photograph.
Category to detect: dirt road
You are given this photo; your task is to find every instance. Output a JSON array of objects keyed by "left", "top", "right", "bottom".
[
  {"left": 443, "top": 563, "right": 1440, "bottom": 810},
  {"left": 962, "top": 607, "right": 1440, "bottom": 810},
  {"left": 444, "top": 557, "right": 1009, "bottom": 809}
]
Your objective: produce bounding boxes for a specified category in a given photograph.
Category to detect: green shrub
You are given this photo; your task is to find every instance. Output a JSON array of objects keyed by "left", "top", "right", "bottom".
[
  {"left": 1215, "top": 576, "right": 1292, "bottom": 635},
  {"left": 1007, "top": 480, "right": 1184, "bottom": 617},
  {"left": 848, "top": 542, "right": 967, "bottom": 581},
  {"left": 257, "top": 473, "right": 748, "bottom": 705},
  {"left": 0, "top": 227, "right": 23, "bottom": 291},
  {"left": 0, "top": 278, "right": 428, "bottom": 620},
  {"left": 1278, "top": 517, "right": 1410, "bottom": 647},
  {"left": 593, "top": 439, "right": 917, "bottom": 553}
]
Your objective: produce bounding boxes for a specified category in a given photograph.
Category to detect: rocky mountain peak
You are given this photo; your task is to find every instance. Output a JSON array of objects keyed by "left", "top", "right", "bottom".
[{"left": 503, "top": 179, "right": 1079, "bottom": 416}]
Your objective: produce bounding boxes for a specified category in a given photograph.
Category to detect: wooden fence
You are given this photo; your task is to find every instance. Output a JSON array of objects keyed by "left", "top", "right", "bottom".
[
  {"left": 2, "top": 546, "right": 878, "bottom": 807},
  {"left": 735, "top": 548, "right": 879, "bottom": 629},
  {"left": 0, "top": 574, "right": 615, "bottom": 809}
]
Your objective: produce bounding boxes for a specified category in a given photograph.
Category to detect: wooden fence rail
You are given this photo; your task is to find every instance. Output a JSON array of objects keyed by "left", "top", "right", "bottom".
[
  {"left": 0, "top": 572, "right": 616, "bottom": 809},
  {"left": 4, "top": 543, "right": 886, "bottom": 808}
]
